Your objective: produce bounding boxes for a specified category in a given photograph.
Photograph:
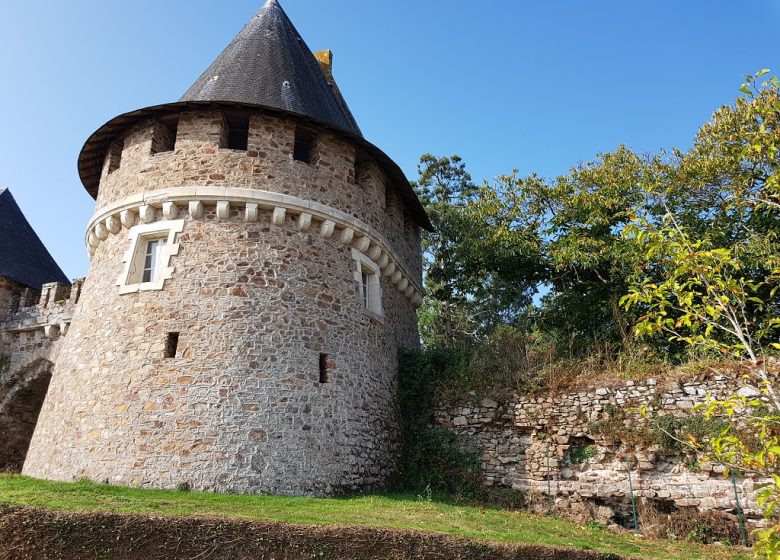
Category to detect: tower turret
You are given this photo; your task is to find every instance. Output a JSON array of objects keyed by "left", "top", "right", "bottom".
[{"left": 23, "top": 0, "right": 429, "bottom": 495}]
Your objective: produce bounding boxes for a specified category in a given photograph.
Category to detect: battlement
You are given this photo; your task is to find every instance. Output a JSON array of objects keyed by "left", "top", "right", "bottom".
[{"left": 0, "top": 279, "right": 84, "bottom": 342}]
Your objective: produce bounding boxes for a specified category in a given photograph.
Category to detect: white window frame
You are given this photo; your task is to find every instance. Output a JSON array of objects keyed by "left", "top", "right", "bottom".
[
  {"left": 117, "top": 219, "right": 184, "bottom": 294},
  {"left": 351, "top": 248, "right": 383, "bottom": 322}
]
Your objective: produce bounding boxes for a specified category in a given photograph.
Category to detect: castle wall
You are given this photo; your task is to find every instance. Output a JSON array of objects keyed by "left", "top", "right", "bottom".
[
  {"left": 436, "top": 376, "right": 768, "bottom": 526},
  {"left": 96, "top": 111, "right": 421, "bottom": 283},
  {"left": 25, "top": 208, "right": 416, "bottom": 494},
  {"left": 24, "top": 111, "right": 422, "bottom": 495},
  {"left": 0, "top": 281, "right": 81, "bottom": 470}
]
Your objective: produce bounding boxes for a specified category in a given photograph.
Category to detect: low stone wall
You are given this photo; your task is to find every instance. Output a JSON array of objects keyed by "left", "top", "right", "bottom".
[{"left": 435, "top": 375, "right": 768, "bottom": 526}]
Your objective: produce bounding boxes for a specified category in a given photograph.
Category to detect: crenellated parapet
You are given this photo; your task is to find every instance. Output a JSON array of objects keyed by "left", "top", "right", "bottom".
[{"left": 1, "top": 279, "right": 84, "bottom": 342}]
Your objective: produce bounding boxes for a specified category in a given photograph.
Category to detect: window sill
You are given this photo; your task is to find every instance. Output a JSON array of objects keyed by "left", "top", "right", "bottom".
[
  {"left": 118, "top": 280, "right": 167, "bottom": 295},
  {"left": 362, "top": 308, "right": 385, "bottom": 324}
]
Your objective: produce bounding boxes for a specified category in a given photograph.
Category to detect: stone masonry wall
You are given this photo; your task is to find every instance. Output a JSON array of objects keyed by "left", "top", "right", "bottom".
[
  {"left": 24, "top": 109, "right": 422, "bottom": 496},
  {"left": 25, "top": 209, "right": 416, "bottom": 494},
  {"left": 0, "top": 280, "right": 81, "bottom": 470},
  {"left": 436, "top": 375, "right": 769, "bottom": 526},
  {"left": 0, "top": 278, "right": 23, "bottom": 317},
  {"left": 96, "top": 110, "right": 421, "bottom": 280}
]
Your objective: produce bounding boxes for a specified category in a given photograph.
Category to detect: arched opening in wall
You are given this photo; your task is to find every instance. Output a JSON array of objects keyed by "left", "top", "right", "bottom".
[{"left": 0, "top": 366, "right": 52, "bottom": 472}]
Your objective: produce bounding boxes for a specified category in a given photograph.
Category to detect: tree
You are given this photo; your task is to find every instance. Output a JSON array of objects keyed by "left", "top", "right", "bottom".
[
  {"left": 622, "top": 214, "right": 780, "bottom": 558},
  {"left": 414, "top": 155, "right": 542, "bottom": 345},
  {"left": 413, "top": 154, "right": 478, "bottom": 346}
]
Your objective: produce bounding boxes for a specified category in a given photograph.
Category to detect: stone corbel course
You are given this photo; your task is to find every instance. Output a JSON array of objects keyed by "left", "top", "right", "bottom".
[{"left": 86, "top": 187, "right": 425, "bottom": 307}]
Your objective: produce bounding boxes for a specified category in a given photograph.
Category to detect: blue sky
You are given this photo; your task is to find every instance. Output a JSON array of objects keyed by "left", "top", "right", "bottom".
[{"left": 1, "top": 0, "right": 778, "bottom": 279}]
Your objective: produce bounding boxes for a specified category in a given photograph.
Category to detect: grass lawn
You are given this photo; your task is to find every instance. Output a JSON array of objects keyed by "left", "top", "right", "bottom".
[{"left": 0, "top": 474, "right": 750, "bottom": 560}]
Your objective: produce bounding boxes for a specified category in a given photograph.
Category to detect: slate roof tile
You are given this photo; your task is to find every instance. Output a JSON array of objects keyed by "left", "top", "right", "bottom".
[{"left": 0, "top": 188, "right": 70, "bottom": 289}]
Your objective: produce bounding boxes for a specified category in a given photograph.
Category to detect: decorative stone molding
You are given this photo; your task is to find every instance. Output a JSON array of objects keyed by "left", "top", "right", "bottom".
[
  {"left": 106, "top": 215, "right": 122, "bottom": 235},
  {"left": 319, "top": 220, "right": 335, "bottom": 239},
  {"left": 139, "top": 205, "right": 155, "bottom": 224},
  {"left": 272, "top": 207, "right": 286, "bottom": 226},
  {"left": 340, "top": 228, "right": 354, "bottom": 245},
  {"left": 116, "top": 219, "right": 185, "bottom": 295},
  {"left": 95, "top": 222, "right": 109, "bottom": 241},
  {"left": 120, "top": 209, "right": 137, "bottom": 228},
  {"left": 4, "top": 320, "right": 71, "bottom": 338},
  {"left": 188, "top": 201, "right": 204, "bottom": 219},
  {"left": 162, "top": 201, "right": 178, "bottom": 220},
  {"left": 86, "top": 187, "right": 424, "bottom": 306},
  {"left": 297, "top": 212, "right": 312, "bottom": 232},
  {"left": 245, "top": 203, "right": 258, "bottom": 223},
  {"left": 216, "top": 201, "right": 230, "bottom": 220}
]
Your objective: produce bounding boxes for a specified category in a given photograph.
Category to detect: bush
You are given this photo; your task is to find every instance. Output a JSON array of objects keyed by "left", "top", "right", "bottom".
[{"left": 396, "top": 348, "right": 482, "bottom": 498}]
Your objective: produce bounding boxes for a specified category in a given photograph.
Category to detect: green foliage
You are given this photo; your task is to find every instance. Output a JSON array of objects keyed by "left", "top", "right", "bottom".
[
  {"left": 408, "top": 72, "right": 779, "bottom": 552},
  {"left": 396, "top": 348, "right": 482, "bottom": 498},
  {"left": 569, "top": 445, "right": 597, "bottom": 465},
  {"left": 651, "top": 414, "right": 729, "bottom": 457},
  {"left": 0, "top": 475, "right": 749, "bottom": 560},
  {"left": 621, "top": 71, "right": 780, "bottom": 559},
  {"left": 621, "top": 216, "right": 780, "bottom": 367},
  {"left": 413, "top": 155, "right": 542, "bottom": 346},
  {"left": 589, "top": 404, "right": 726, "bottom": 460},
  {"left": 416, "top": 71, "right": 780, "bottom": 367}
]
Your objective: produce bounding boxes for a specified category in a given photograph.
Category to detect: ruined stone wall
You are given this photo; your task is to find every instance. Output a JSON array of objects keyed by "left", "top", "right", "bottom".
[
  {"left": 24, "top": 110, "right": 422, "bottom": 495},
  {"left": 436, "top": 376, "right": 768, "bottom": 525}
]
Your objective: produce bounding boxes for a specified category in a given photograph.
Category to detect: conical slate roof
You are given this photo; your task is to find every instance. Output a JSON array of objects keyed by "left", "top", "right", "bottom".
[
  {"left": 181, "top": 0, "right": 361, "bottom": 137},
  {"left": 0, "top": 188, "right": 69, "bottom": 289}
]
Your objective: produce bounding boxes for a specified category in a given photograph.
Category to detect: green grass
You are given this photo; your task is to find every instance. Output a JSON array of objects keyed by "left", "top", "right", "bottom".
[{"left": 0, "top": 474, "right": 749, "bottom": 560}]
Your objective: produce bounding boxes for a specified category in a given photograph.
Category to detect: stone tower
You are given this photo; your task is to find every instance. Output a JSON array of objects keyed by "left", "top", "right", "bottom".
[{"left": 23, "top": 0, "right": 430, "bottom": 495}]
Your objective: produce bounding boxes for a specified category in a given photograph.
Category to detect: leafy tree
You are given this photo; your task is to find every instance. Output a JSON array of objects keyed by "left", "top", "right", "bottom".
[
  {"left": 414, "top": 71, "right": 780, "bottom": 363},
  {"left": 413, "top": 154, "right": 478, "bottom": 346},
  {"left": 414, "top": 156, "right": 542, "bottom": 345},
  {"left": 622, "top": 214, "right": 780, "bottom": 558},
  {"left": 460, "top": 147, "right": 653, "bottom": 354}
]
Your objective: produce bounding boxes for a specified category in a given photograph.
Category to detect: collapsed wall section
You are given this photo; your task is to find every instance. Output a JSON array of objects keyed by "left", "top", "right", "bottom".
[{"left": 436, "top": 376, "right": 769, "bottom": 526}]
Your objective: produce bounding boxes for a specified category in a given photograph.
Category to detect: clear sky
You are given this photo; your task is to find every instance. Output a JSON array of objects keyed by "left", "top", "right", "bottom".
[{"left": 1, "top": 1, "right": 778, "bottom": 279}]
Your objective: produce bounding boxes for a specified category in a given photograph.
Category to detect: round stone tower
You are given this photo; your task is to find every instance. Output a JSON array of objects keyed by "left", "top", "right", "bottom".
[{"left": 23, "top": 0, "right": 430, "bottom": 495}]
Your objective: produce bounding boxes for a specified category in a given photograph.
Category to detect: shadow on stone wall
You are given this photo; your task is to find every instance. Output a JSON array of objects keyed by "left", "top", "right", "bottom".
[{"left": 0, "top": 359, "right": 53, "bottom": 471}]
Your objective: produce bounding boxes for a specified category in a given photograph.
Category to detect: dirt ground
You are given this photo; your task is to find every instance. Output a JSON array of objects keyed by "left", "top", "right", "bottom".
[{"left": 0, "top": 505, "right": 623, "bottom": 560}]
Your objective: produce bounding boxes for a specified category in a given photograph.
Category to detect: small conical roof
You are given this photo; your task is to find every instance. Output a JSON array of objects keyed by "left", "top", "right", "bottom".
[
  {"left": 181, "top": 0, "right": 361, "bottom": 137},
  {"left": 0, "top": 188, "right": 69, "bottom": 289}
]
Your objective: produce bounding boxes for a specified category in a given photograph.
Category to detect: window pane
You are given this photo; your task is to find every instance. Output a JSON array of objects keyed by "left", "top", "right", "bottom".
[
  {"left": 361, "top": 270, "right": 369, "bottom": 308},
  {"left": 142, "top": 239, "right": 164, "bottom": 283}
]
